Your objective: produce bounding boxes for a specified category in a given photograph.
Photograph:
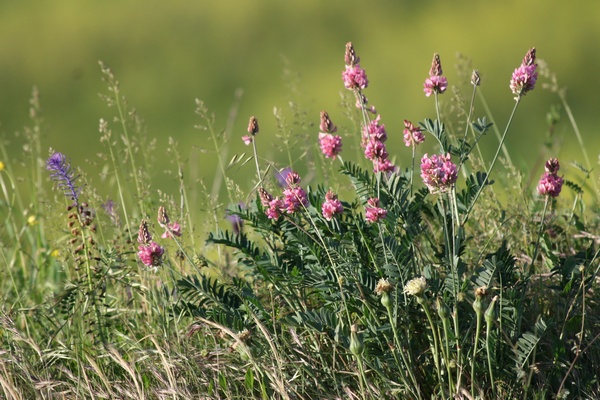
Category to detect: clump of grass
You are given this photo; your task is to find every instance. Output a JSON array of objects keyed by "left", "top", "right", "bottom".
[{"left": 1, "top": 43, "right": 599, "bottom": 400}]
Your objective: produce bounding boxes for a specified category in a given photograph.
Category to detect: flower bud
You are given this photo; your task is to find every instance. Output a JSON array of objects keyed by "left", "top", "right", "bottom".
[{"left": 349, "top": 324, "right": 364, "bottom": 357}]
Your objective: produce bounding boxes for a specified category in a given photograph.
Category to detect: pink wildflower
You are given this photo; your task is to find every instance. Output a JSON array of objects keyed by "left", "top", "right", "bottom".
[
  {"left": 281, "top": 171, "right": 309, "bottom": 214},
  {"left": 242, "top": 135, "right": 253, "bottom": 145},
  {"left": 510, "top": 48, "right": 537, "bottom": 98},
  {"left": 138, "top": 241, "right": 165, "bottom": 267},
  {"left": 403, "top": 120, "right": 425, "bottom": 147},
  {"left": 319, "top": 133, "right": 343, "bottom": 159},
  {"left": 424, "top": 76, "right": 448, "bottom": 97},
  {"left": 321, "top": 191, "right": 343, "bottom": 221},
  {"left": 373, "top": 158, "right": 397, "bottom": 174},
  {"left": 266, "top": 198, "right": 285, "bottom": 219},
  {"left": 537, "top": 158, "right": 563, "bottom": 197},
  {"left": 364, "top": 115, "right": 387, "bottom": 142},
  {"left": 161, "top": 222, "right": 182, "bottom": 239},
  {"left": 343, "top": 65, "right": 369, "bottom": 90},
  {"left": 364, "top": 140, "right": 388, "bottom": 161},
  {"left": 365, "top": 197, "right": 387, "bottom": 223},
  {"left": 423, "top": 53, "right": 448, "bottom": 97},
  {"left": 283, "top": 186, "right": 308, "bottom": 214},
  {"left": 420, "top": 153, "right": 458, "bottom": 194}
]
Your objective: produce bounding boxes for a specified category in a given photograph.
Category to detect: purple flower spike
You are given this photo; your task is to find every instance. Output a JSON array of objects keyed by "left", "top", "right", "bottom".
[
  {"left": 510, "top": 48, "right": 538, "bottom": 99},
  {"left": 537, "top": 158, "right": 563, "bottom": 197},
  {"left": 420, "top": 153, "right": 458, "bottom": 194},
  {"left": 423, "top": 53, "right": 448, "bottom": 97},
  {"left": 46, "top": 152, "right": 81, "bottom": 204}
]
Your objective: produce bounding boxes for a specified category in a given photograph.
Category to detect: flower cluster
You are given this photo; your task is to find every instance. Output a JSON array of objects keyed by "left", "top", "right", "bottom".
[
  {"left": 46, "top": 151, "right": 81, "bottom": 205},
  {"left": 510, "top": 48, "right": 538, "bottom": 99},
  {"left": 423, "top": 53, "right": 448, "bottom": 97},
  {"left": 282, "top": 171, "right": 309, "bottom": 213},
  {"left": 420, "top": 153, "right": 458, "bottom": 194},
  {"left": 537, "top": 158, "right": 563, "bottom": 197},
  {"left": 321, "top": 190, "right": 343, "bottom": 221},
  {"left": 137, "top": 219, "right": 164, "bottom": 269},
  {"left": 362, "top": 115, "right": 396, "bottom": 173},
  {"left": 365, "top": 197, "right": 387, "bottom": 223},
  {"left": 342, "top": 42, "right": 368, "bottom": 90},
  {"left": 258, "top": 171, "right": 308, "bottom": 219},
  {"left": 403, "top": 120, "right": 425, "bottom": 147},
  {"left": 318, "top": 111, "right": 342, "bottom": 159}
]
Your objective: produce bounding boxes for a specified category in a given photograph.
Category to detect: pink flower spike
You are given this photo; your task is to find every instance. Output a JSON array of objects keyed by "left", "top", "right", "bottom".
[
  {"left": 424, "top": 53, "right": 448, "bottom": 97},
  {"left": 537, "top": 172, "right": 563, "bottom": 197},
  {"left": 420, "top": 153, "right": 458, "bottom": 194},
  {"left": 283, "top": 186, "right": 308, "bottom": 214},
  {"left": 138, "top": 242, "right": 165, "bottom": 267},
  {"left": 537, "top": 157, "right": 563, "bottom": 197},
  {"left": 342, "top": 64, "right": 369, "bottom": 90},
  {"left": 365, "top": 197, "right": 387, "bottom": 224},
  {"left": 510, "top": 48, "right": 538, "bottom": 98},
  {"left": 242, "top": 135, "right": 253, "bottom": 145},
  {"left": 321, "top": 191, "right": 343, "bottom": 221},
  {"left": 319, "top": 133, "right": 343, "bottom": 159}
]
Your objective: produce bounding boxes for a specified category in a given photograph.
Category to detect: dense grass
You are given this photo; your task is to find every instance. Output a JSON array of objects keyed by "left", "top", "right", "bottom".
[{"left": 1, "top": 44, "right": 599, "bottom": 399}]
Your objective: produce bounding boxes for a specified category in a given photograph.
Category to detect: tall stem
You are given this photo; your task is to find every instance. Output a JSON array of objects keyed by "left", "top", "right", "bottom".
[{"left": 462, "top": 97, "right": 522, "bottom": 225}]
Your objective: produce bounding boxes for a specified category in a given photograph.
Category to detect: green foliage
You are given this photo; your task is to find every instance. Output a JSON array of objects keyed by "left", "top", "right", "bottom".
[{"left": 1, "top": 44, "right": 599, "bottom": 400}]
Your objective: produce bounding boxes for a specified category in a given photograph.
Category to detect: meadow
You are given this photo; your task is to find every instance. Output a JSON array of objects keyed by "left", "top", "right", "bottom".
[{"left": 1, "top": 27, "right": 600, "bottom": 400}]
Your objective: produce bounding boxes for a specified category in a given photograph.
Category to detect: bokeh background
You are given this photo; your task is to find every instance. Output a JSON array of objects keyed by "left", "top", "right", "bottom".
[{"left": 1, "top": 0, "right": 599, "bottom": 203}]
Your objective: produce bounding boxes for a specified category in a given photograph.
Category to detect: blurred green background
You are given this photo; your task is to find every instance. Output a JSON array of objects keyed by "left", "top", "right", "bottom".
[{"left": 1, "top": 0, "right": 598, "bottom": 203}]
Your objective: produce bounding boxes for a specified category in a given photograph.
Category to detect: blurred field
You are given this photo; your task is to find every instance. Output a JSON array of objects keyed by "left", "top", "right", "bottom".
[{"left": 1, "top": 0, "right": 598, "bottom": 199}]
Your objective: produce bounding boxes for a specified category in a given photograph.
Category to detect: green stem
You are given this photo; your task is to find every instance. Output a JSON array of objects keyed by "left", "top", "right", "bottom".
[{"left": 462, "top": 97, "right": 522, "bottom": 225}]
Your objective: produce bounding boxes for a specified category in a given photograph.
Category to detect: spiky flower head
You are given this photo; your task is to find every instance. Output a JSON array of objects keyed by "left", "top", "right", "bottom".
[
  {"left": 258, "top": 187, "right": 273, "bottom": 207},
  {"left": 137, "top": 219, "right": 152, "bottom": 245},
  {"left": 46, "top": 151, "right": 81, "bottom": 205},
  {"left": 375, "top": 278, "right": 393, "bottom": 295},
  {"left": 344, "top": 42, "right": 360, "bottom": 66},
  {"left": 404, "top": 276, "right": 427, "bottom": 298},
  {"left": 319, "top": 111, "right": 337, "bottom": 134},
  {"left": 157, "top": 205, "right": 170, "bottom": 227},
  {"left": 510, "top": 47, "right": 538, "bottom": 99},
  {"left": 545, "top": 158, "right": 560, "bottom": 174},
  {"left": 424, "top": 53, "right": 448, "bottom": 97},
  {"left": 429, "top": 53, "right": 443, "bottom": 76},
  {"left": 247, "top": 116, "right": 259, "bottom": 136},
  {"left": 471, "top": 69, "right": 481, "bottom": 86}
]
